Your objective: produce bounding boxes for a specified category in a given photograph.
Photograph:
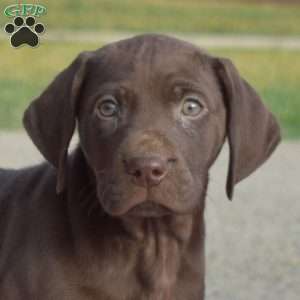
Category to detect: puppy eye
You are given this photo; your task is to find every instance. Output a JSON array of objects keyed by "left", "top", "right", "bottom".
[
  {"left": 96, "top": 96, "right": 119, "bottom": 118},
  {"left": 181, "top": 95, "right": 203, "bottom": 117}
]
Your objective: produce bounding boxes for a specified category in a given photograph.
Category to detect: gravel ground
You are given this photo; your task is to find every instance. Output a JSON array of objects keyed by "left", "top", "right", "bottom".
[{"left": 0, "top": 131, "right": 299, "bottom": 300}]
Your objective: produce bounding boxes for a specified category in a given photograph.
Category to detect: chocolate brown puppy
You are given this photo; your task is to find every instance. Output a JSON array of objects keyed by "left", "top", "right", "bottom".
[{"left": 0, "top": 34, "right": 281, "bottom": 299}]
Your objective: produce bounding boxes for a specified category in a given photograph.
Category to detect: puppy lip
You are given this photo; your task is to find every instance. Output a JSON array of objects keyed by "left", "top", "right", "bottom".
[{"left": 126, "top": 200, "right": 172, "bottom": 217}]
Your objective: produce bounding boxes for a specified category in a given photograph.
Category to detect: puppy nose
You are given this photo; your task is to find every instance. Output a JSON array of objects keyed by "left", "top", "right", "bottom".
[{"left": 124, "top": 156, "right": 169, "bottom": 187}]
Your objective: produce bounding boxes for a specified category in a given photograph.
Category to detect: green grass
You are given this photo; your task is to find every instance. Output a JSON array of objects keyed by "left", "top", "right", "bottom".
[
  {"left": 1, "top": 0, "right": 300, "bottom": 35},
  {"left": 0, "top": 41, "right": 299, "bottom": 138},
  {"left": 0, "top": 40, "right": 90, "bottom": 129}
]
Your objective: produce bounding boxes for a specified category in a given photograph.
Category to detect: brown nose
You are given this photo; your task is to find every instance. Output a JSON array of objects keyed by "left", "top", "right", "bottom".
[{"left": 124, "top": 156, "right": 169, "bottom": 187}]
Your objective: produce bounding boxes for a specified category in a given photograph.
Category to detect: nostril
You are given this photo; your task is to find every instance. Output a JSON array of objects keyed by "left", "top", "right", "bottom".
[
  {"left": 133, "top": 169, "right": 142, "bottom": 178},
  {"left": 124, "top": 156, "right": 169, "bottom": 187},
  {"left": 152, "top": 168, "right": 164, "bottom": 177}
]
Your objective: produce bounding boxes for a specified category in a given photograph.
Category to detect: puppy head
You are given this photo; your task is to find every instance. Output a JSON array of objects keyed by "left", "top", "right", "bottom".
[{"left": 23, "top": 34, "right": 280, "bottom": 218}]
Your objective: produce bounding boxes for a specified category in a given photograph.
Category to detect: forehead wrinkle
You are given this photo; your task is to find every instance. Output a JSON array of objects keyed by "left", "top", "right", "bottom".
[
  {"left": 97, "top": 36, "right": 209, "bottom": 109},
  {"left": 126, "top": 43, "right": 160, "bottom": 109},
  {"left": 101, "top": 35, "right": 204, "bottom": 86}
]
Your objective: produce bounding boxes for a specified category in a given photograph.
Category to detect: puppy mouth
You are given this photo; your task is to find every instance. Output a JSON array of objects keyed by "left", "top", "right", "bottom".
[{"left": 126, "top": 201, "right": 172, "bottom": 218}]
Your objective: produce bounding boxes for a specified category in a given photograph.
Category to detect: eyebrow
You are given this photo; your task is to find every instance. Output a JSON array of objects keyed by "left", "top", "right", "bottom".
[
  {"left": 165, "top": 75, "right": 217, "bottom": 108},
  {"left": 170, "top": 78, "right": 203, "bottom": 90},
  {"left": 90, "top": 81, "right": 135, "bottom": 107},
  {"left": 91, "top": 81, "right": 132, "bottom": 98},
  {"left": 94, "top": 82, "right": 125, "bottom": 91},
  {"left": 162, "top": 71, "right": 201, "bottom": 87}
]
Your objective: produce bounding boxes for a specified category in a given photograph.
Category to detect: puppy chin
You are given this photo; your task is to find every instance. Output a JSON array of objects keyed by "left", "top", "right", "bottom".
[
  {"left": 100, "top": 194, "right": 196, "bottom": 218},
  {"left": 98, "top": 190, "right": 173, "bottom": 218},
  {"left": 102, "top": 201, "right": 173, "bottom": 218},
  {"left": 98, "top": 186, "right": 148, "bottom": 217},
  {"left": 96, "top": 178, "right": 204, "bottom": 218},
  {"left": 126, "top": 202, "right": 173, "bottom": 218}
]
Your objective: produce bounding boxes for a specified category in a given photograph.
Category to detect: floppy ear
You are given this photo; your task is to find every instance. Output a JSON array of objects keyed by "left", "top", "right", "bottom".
[
  {"left": 214, "top": 57, "right": 281, "bottom": 200},
  {"left": 23, "top": 51, "right": 93, "bottom": 194}
]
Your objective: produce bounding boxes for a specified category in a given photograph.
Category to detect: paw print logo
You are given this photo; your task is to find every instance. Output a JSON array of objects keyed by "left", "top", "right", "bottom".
[{"left": 4, "top": 16, "right": 45, "bottom": 48}]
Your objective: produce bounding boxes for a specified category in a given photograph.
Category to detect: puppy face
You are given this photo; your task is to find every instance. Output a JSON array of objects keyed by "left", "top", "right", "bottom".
[
  {"left": 77, "top": 36, "right": 226, "bottom": 217},
  {"left": 23, "top": 34, "right": 280, "bottom": 218}
]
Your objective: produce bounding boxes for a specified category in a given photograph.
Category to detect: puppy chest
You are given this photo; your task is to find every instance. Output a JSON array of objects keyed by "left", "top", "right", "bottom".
[
  {"left": 82, "top": 232, "right": 183, "bottom": 299},
  {"left": 136, "top": 232, "right": 181, "bottom": 299}
]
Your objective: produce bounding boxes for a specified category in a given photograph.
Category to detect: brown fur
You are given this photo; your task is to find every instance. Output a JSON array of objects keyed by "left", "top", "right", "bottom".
[{"left": 0, "top": 34, "right": 280, "bottom": 299}]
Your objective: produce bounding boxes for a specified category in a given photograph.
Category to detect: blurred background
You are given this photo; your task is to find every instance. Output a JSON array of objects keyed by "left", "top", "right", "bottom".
[
  {"left": 0, "top": 0, "right": 300, "bottom": 137},
  {"left": 0, "top": 1, "right": 299, "bottom": 299}
]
